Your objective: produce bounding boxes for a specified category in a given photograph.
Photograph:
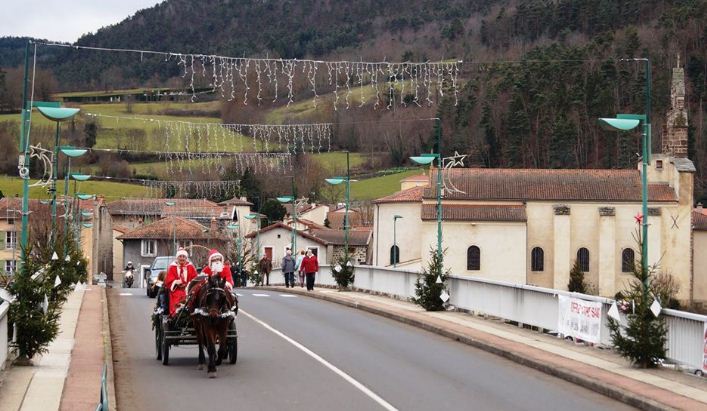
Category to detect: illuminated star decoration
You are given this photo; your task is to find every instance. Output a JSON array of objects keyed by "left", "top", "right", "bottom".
[
  {"left": 634, "top": 213, "right": 643, "bottom": 225},
  {"left": 442, "top": 151, "right": 468, "bottom": 194},
  {"left": 27, "top": 144, "right": 54, "bottom": 187}
]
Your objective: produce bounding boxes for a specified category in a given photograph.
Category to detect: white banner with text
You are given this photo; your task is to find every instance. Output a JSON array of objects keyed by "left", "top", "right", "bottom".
[{"left": 558, "top": 296, "right": 602, "bottom": 344}]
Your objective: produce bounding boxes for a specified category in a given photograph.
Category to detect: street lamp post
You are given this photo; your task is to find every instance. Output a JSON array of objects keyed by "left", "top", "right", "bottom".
[
  {"left": 393, "top": 215, "right": 403, "bottom": 267},
  {"left": 598, "top": 115, "right": 650, "bottom": 300},
  {"left": 165, "top": 201, "right": 177, "bottom": 255},
  {"left": 598, "top": 58, "right": 653, "bottom": 302},
  {"left": 69, "top": 173, "right": 91, "bottom": 248},
  {"left": 410, "top": 118, "right": 443, "bottom": 263},
  {"left": 325, "top": 151, "right": 352, "bottom": 261},
  {"left": 36, "top": 107, "right": 80, "bottom": 247},
  {"left": 277, "top": 176, "right": 298, "bottom": 256},
  {"left": 60, "top": 148, "right": 88, "bottom": 248}
]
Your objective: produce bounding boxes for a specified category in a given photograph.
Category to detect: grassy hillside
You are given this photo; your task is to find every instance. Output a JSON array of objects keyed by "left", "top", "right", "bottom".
[
  {"left": 350, "top": 169, "right": 422, "bottom": 201},
  {"left": 0, "top": 175, "right": 149, "bottom": 200}
]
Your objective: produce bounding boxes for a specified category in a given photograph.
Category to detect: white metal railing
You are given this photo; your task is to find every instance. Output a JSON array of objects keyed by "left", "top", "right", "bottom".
[
  {"left": 271, "top": 265, "right": 707, "bottom": 371},
  {"left": 0, "top": 300, "right": 9, "bottom": 370}
]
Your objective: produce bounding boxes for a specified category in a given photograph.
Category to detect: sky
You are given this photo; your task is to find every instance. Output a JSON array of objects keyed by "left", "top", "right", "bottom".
[{"left": 0, "top": 1, "right": 163, "bottom": 43}]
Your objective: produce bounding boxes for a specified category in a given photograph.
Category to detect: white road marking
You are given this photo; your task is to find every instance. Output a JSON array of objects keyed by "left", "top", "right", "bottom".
[
  {"left": 119, "top": 293, "right": 133, "bottom": 296},
  {"left": 252, "top": 293, "right": 270, "bottom": 297},
  {"left": 240, "top": 309, "right": 397, "bottom": 411},
  {"left": 236, "top": 293, "right": 243, "bottom": 297},
  {"left": 279, "top": 294, "right": 297, "bottom": 298}
]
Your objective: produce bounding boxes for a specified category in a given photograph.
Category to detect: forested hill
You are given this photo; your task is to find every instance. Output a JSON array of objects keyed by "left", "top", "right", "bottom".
[{"left": 0, "top": 0, "right": 705, "bottom": 199}]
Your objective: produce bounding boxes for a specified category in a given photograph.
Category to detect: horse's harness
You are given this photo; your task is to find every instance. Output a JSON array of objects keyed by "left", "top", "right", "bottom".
[{"left": 192, "top": 279, "right": 236, "bottom": 319}]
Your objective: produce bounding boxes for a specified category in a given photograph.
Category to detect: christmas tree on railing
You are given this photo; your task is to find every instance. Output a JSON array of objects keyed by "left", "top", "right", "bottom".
[{"left": 607, "top": 218, "right": 668, "bottom": 368}]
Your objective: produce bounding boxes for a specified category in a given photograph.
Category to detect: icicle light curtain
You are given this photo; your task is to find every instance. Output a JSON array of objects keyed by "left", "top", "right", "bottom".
[{"left": 39, "top": 43, "right": 461, "bottom": 108}]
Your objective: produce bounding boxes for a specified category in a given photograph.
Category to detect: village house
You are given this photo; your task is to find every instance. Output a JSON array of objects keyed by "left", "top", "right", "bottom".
[
  {"left": 0, "top": 198, "right": 97, "bottom": 279},
  {"left": 100, "top": 196, "right": 254, "bottom": 278},
  {"left": 284, "top": 203, "right": 329, "bottom": 227},
  {"left": 117, "top": 216, "right": 230, "bottom": 273}
]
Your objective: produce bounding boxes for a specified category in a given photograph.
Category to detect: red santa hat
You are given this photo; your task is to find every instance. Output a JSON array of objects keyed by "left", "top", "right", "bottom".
[
  {"left": 176, "top": 247, "right": 189, "bottom": 258},
  {"left": 207, "top": 249, "right": 224, "bottom": 263}
]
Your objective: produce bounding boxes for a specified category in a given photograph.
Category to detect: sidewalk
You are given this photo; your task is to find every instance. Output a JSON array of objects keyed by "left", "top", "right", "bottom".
[
  {"left": 262, "top": 285, "right": 707, "bottom": 411},
  {"left": 0, "top": 285, "right": 110, "bottom": 411}
]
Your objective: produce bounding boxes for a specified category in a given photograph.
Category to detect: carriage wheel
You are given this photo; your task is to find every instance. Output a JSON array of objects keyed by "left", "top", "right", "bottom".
[
  {"left": 228, "top": 339, "right": 238, "bottom": 364},
  {"left": 161, "top": 332, "right": 170, "bottom": 365},
  {"left": 155, "top": 325, "right": 162, "bottom": 361},
  {"left": 228, "top": 320, "right": 238, "bottom": 364}
]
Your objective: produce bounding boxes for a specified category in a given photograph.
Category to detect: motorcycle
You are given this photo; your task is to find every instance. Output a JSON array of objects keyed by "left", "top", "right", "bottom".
[{"left": 124, "top": 269, "right": 134, "bottom": 288}]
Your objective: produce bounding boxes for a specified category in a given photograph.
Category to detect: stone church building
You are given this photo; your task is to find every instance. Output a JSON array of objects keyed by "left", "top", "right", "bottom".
[{"left": 373, "top": 61, "right": 701, "bottom": 304}]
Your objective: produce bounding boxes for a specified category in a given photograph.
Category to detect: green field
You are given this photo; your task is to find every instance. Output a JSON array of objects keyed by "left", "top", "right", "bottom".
[
  {"left": 0, "top": 175, "right": 149, "bottom": 200},
  {"left": 350, "top": 169, "right": 423, "bottom": 200}
]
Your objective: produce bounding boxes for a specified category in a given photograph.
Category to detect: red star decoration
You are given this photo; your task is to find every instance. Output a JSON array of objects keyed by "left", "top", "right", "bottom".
[{"left": 634, "top": 213, "right": 643, "bottom": 224}]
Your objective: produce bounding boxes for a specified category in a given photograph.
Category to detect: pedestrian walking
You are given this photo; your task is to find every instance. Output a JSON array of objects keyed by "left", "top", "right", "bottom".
[
  {"left": 295, "top": 249, "right": 306, "bottom": 287},
  {"left": 301, "top": 249, "right": 319, "bottom": 291},
  {"left": 281, "top": 248, "right": 296, "bottom": 288},
  {"left": 239, "top": 262, "right": 248, "bottom": 287},
  {"left": 258, "top": 255, "right": 273, "bottom": 286}
]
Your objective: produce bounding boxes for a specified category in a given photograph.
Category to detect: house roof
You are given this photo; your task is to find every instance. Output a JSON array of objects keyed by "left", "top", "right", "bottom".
[
  {"left": 421, "top": 204, "right": 527, "bottom": 222},
  {"left": 694, "top": 211, "right": 707, "bottom": 231},
  {"left": 291, "top": 218, "right": 326, "bottom": 230},
  {"left": 310, "top": 228, "right": 372, "bottom": 246},
  {"left": 243, "top": 222, "right": 328, "bottom": 245},
  {"left": 117, "top": 216, "right": 226, "bottom": 240},
  {"left": 219, "top": 197, "right": 253, "bottom": 207},
  {"left": 112, "top": 225, "right": 130, "bottom": 234},
  {"left": 326, "top": 210, "right": 365, "bottom": 229},
  {"left": 373, "top": 186, "right": 425, "bottom": 204},
  {"left": 422, "top": 168, "right": 677, "bottom": 202},
  {"left": 107, "top": 198, "right": 220, "bottom": 216},
  {"left": 0, "top": 197, "right": 64, "bottom": 216},
  {"left": 284, "top": 203, "right": 327, "bottom": 216}
]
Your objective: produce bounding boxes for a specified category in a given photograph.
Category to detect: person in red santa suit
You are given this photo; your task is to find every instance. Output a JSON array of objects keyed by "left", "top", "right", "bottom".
[
  {"left": 164, "top": 248, "right": 198, "bottom": 316},
  {"left": 187, "top": 249, "right": 235, "bottom": 311}
]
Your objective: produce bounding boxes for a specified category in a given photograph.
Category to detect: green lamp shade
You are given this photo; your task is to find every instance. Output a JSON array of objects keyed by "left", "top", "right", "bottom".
[
  {"left": 77, "top": 194, "right": 95, "bottom": 200},
  {"left": 244, "top": 213, "right": 258, "bottom": 219},
  {"left": 60, "top": 147, "right": 88, "bottom": 157},
  {"left": 226, "top": 223, "right": 239, "bottom": 229},
  {"left": 164, "top": 201, "right": 176, "bottom": 206},
  {"left": 325, "top": 177, "right": 345, "bottom": 185},
  {"left": 598, "top": 118, "right": 640, "bottom": 131},
  {"left": 81, "top": 223, "right": 93, "bottom": 228},
  {"left": 410, "top": 156, "right": 436, "bottom": 165},
  {"left": 277, "top": 196, "right": 294, "bottom": 203},
  {"left": 81, "top": 211, "right": 93, "bottom": 218},
  {"left": 71, "top": 174, "right": 91, "bottom": 181},
  {"left": 36, "top": 107, "right": 80, "bottom": 122}
]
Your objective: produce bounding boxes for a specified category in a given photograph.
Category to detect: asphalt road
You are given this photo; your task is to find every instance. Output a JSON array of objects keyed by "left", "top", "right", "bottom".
[{"left": 108, "top": 287, "right": 635, "bottom": 411}]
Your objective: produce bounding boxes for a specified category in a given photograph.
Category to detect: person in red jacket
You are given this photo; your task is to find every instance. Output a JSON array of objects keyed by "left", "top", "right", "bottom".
[
  {"left": 300, "top": 249, "right": 319, "bottom": 291},
  {"left": 188, "top": 249, "right": 235, "bottom": 311},
  {"left": 164, "top": 248, "right": 198, "bottom": 316}
]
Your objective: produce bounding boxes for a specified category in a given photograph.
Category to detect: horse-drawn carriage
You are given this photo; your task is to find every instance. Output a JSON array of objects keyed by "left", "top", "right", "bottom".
[{"left": 152, "top": 274, "right": 238, "bottom": 376}]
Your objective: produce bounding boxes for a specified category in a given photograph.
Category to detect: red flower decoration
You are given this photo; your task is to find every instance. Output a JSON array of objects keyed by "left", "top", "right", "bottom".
[{"left": 634, "top": 213, "right": 643, "bottom": 224}]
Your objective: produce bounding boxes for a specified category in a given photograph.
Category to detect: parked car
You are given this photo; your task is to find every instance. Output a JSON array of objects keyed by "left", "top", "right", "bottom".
[{"left": 144, "top": 256, "right": 174, "bottom": 298}]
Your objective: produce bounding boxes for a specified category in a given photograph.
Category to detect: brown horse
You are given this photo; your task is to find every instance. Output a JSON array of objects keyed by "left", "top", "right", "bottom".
[{"left": 192, "top": 274, "right": 235, "bottom": 378}]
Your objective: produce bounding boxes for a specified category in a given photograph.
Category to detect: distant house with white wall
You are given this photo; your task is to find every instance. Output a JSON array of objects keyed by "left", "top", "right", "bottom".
[
  {"left": 244, "top": 222, "right": 329, "bottom": 267},
  {"left": 284, "top": 203, "right": 329, "bottom": 227}
]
